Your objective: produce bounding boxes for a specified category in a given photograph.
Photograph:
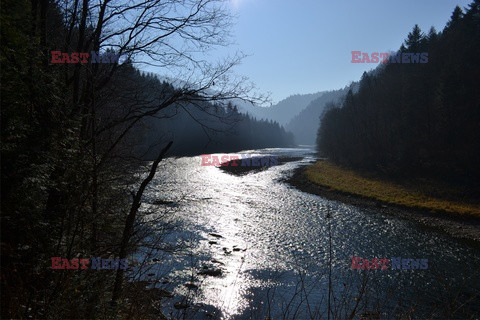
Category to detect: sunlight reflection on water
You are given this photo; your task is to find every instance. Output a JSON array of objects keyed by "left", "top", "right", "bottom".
[{"left": 136, "top": 147, "right": 480, "bottom": 319}]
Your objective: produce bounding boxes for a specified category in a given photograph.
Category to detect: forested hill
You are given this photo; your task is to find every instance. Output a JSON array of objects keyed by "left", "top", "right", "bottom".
[
  {"left": 234, "top": 92, "right": 325, "bottom": 126},
  {"left": 72, "top": 62, "right": 295, "bottom": 159},
  {"left": 317, "top": 2, "right": 480, "bottom": 184},
  {"left": 125, "top": 72, "right": 295, "bottom": 158},
  {"left": 285, "top": 88, "right": 350, "bottom": 145}
]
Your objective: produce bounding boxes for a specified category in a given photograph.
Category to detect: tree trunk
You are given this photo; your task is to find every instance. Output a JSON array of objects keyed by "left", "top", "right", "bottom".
[{"left": 111, "top": 141, "right": 173, "bottom": 305}]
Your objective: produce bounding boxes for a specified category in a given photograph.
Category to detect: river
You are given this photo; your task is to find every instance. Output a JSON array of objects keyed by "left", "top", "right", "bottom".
[{"left": 133, "top": 147, "right": 480, "bottom": 319}]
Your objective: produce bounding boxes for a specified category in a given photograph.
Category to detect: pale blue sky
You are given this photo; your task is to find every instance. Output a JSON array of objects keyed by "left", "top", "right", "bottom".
[{"left": 220, "top": 0, "right": 472, "bottom": 103}]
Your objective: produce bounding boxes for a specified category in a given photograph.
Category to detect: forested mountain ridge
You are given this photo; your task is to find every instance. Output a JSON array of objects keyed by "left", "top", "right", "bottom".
[
  {"left": 317, "top": 2, "right": 480, "bottom": 185},
  {"left": 286, "top": 88, "right": 351, "bottom": 145},
  {"left": 234, "top": 91, "right": 325, "bottom": 126},
  {"left": 107, "top": 69, "right": 295, "bottom": 158}
]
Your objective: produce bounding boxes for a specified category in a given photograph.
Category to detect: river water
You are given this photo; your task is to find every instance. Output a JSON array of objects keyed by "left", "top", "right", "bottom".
[{"left": 134, "top": 147, "right": 480, "bottom": 319}]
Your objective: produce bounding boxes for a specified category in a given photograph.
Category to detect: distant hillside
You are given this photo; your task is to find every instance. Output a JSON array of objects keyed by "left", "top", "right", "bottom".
[
  {"left": 286, "top": 84, "right": 359, "bottom": 145},
  {"left": 141, "top": 101, "right": 295, "bottom": 158},
  {"left": 234, "top": 92, "right": 325, "bottom": 126}
]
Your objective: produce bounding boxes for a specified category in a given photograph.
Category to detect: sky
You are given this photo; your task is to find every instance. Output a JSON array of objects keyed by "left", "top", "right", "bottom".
[{"left": 216, "top": 0, "right": 473, "bottom": 103}]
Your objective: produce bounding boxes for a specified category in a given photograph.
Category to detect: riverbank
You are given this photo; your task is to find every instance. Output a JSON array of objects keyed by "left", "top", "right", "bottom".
[{"left": 286, "top": 160, "right": 480, "bottom": 243}]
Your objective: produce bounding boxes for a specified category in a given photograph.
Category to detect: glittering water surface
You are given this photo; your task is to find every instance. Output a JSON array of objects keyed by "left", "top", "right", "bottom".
[{"left": 134, "top": 147, "right": 480, "bottom": 319}]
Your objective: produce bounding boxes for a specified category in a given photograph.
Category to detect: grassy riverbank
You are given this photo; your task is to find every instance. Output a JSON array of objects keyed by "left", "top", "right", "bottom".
[{"left": 305, "top": 160, "right": 480, "bottom": 217}]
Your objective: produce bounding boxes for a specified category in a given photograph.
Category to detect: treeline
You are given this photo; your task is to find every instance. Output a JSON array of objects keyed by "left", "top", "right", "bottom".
[
  {"left": 317, "top": 1, "right": 480, "bottom": 184},
  {"left": 151, "top": 103, "right": 295, "bottom": 156},
  {"left": 90, "top": 65, "right": 294, "bottom": 159},
  {"left": 129, "top": 73, "right": 294, "bottom": 158},
  {"left": 0, "top": 0, "right": 284, "bottom": 318}
]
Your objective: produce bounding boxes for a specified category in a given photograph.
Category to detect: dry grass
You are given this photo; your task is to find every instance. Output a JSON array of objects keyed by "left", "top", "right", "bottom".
[{"left": 305, "top": 160, "right": 480, "bottom": 217}]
